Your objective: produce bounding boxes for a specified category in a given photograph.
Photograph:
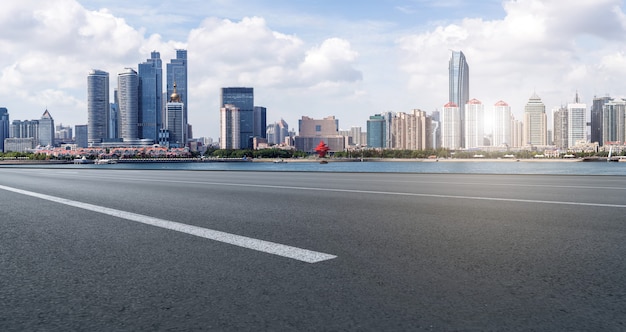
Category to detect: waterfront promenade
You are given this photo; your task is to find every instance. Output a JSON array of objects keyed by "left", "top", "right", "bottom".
[{"left": 1, "top": 168, "right": 625, "bottom": 330}]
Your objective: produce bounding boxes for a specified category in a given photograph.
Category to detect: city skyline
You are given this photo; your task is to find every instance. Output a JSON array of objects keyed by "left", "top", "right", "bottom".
[{"left": 1, "top": 1, "right": 626, "bottom": 139}]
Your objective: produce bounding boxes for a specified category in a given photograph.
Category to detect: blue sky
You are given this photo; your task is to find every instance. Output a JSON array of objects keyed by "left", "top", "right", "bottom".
[{"left": 1, "top": 0, "right": 625, "bottom": 138}]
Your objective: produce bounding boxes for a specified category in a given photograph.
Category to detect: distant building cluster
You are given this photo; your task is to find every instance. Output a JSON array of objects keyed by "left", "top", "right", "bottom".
[{"left": 3, "top": 50, "right": 626, "bottom": 155}]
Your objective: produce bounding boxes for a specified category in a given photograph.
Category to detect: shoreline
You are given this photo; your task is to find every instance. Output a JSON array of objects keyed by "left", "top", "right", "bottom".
[{"left": 0, "top": 157, "right": 605, "bottom": 165}]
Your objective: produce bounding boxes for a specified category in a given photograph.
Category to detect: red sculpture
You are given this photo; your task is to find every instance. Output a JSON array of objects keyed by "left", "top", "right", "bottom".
[{"left": 314, "top": 141, "right": 330, "bottom": 158}]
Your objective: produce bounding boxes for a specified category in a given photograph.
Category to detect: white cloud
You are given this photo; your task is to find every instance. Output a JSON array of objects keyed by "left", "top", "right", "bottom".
[{"left": 397, "top": 0, "right": 626, "bottom": 118}]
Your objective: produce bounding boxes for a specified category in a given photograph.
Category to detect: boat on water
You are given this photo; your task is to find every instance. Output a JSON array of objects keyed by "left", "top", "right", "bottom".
[
  {"left": 94, "top": 159, "right": 118, "bottom": 165},
  {"left": 73, "top": 157, "right": 93, "bottom": 164},
  {"left": 273, "top": 159, "right": 287, "bottom": 163}
]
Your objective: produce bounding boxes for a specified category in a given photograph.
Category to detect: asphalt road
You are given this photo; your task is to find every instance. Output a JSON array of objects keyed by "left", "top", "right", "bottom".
[{"left": 1, "top": 168, "right": 625, "bottom": 331}]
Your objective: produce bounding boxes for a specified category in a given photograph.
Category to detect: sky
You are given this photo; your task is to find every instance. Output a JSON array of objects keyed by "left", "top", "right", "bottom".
[{"left": 2, "top": 0, "right": 626, "bottom": 138}]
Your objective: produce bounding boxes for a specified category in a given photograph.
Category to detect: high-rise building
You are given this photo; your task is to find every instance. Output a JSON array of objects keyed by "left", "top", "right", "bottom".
[
  {"left": 138, "top": 51, "right": 163, "bottom": 143},
  {"left": 118, "top": 68, "right": 139, "bottom": 141},
  {"left": 220, "top": 104, "right": 240, "bottom": 149},
  {"left": 449, "top": 51, "right": 469, "bottom": 147},
  {"left": 567, "top": 92, "right": 587, "bottom": 147},
  {"left": 266, "top": 119, "right": 289, "bottom": 145},
  {"left": 56, "top": 124, "right": 72, "bottom": 141},
  {"left": 441, "top": 102, "right": 461, "bottom": 149},
  {"left": 0, "top": 107, "right": 9, "bottom": 152},
  {"left": 221, "top": 87, "right": 254, "bottom": 149},
  {"left": 87, "top": 69, "right": 109, "bottom": 146},
  {"left": 75, "top": 124, "right": 88, "bottom": 148},
  {"left": 523, "top": 93, "right": 547, "bottom": 146},
  {"left": 11, "top": 120, "right": 38, "bottom": 142},
  {"left": 464, "top": 98, "right": 484, "bottom": 149},
  {"left": 602, "top": 98, "right": 626, "bottom": 145},
  {"left": 350, "top": 127, "right": 362, "bottom": 146},
  {"left": 367, "top": 114, "right": 386, "bottom": 148},
  {"left": 295, "top": 116, "right": 344, "bottom": 152},
  {"left": 553, "top": 106, "right": 568, "bottom": 149},
  {"left": 110, "top": 89, "right": 119, "bottom": 139},
  {"left": 391, "top": 109, "right": 431, "bottom": 150},
  {"left": 167, "top": 50, "right": 188, "bottom": 143},
  {"left": 492, "top": 101, "right": 512, "bottom": 147},
  {"left": 38, "top": 109, "right": 55, "bottom": 147},
  {"left": 166, "top": 83, "right": 185, "bottom": 148},
  {"left": 591, "top": 96, "right": 611, "bottom": 145},
  {"left": 253, "top": 106, "right": 267, "bottom": 139}
]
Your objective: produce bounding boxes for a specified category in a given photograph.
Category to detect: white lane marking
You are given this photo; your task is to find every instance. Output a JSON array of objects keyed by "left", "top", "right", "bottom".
[
  {"left": 65, "top": 174, "right": 626, "bottom": 209},
  {"left": 0, "top": 184, "right": 337, "bottom": 264}
]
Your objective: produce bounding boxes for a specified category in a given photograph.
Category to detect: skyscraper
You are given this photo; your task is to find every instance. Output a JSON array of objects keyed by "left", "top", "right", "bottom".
[
  {"left": 591, "top": 96, "right": 611, "bottom": 145},
  {"left": 220, "top": 104, "right": 240, "bottom": 149},
  {"left": 441, "top": 102, "right": 461, "bottom": 149},
  {"left": 449, "top": 51, "right": 469, "bottom": 147},
  {"left": 464, "top": 98, "right": 484, "bottom": 148},
  {"left": 602, "top": 98, "right": 626, "bottom": 145},
  {"left": 166, "top": 83, "right": 185, "bottom": 148},
  {"left": 567, "top": 92, "right": 587, "bottom": 147},
  {"left": 38, "top": 109, "right": 55, "bottom": 147},
  {"left": 138, "top": 51, "right": 163, "bottom": 143},
  {"left": 75, "top": 124, "right": 88, "bottom": 148},
  {"left": 221, "top": 87, "right": 254, "bottom": 149},
  {"left": 553, "top": 106, "right": 568, "bottom": 149},
  {"left": 253, "top": 106, "right": 267, "bottom": 139},
  {"left": 167, "top": 50, "right": 188, "bottom": 143},
  {"left": 87, "top": 69, "right": 109, "bottom": 146},
  {"left": 367, "top": 114, "right": 386, "bottom": 148},
  {"left": 492, "top": 101, "right": 512, "bottom": 147},
  {"left": 118, "top": 68, "right": 139, "bottom": 141},
  {"left": 0, "top": 107, "right": 9, "bottom": 152},
  {"left": 523, "top": 93, "right": 547, "bottom": 146}
]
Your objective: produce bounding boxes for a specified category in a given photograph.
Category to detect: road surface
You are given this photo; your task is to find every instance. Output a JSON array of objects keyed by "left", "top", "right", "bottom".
[{"left": 1, "top": 168, "right": 625, "bottom": 330}]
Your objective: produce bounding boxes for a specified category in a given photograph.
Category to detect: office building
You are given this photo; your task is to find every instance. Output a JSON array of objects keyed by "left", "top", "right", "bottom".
[
  {"left": 266, "top": 119, "right": 289, "bottom": 146},
  {"left": 523, "top": 93, "right": 547, "bottom": 146},
  {"left": 553, "top": 106, "right": 568, "bottom": 149},
  {"left": 367, "top": 114, "right": 386, "bottom": 148},
  {"left": 38, "top": 109, "right": 55, "bottom": 147},
  {"left": 441, "top": 102, "right": 461, "bottom": 149},
  {"left": 167, "top": 50, "right": 188, "bottom": 143},
  {"left": 492, "top": 101, "right": 512, "bottom": 147},
  {"left": 220, "top": 104, "right": 240, "bottom": 149},
  {"left": 75, "top": 124, "right": 88, "bottom": 148},
  {"left": 11, "top": 120, "right": 38, "bottom": 142},
  {"left": 602, "top": 99, "right": 626, "bottom": 145},
  {"left": 295, "top": 116, "right": 344, "bottom": 152},
  {"left": 221, "top": 87, "right": 254, "bottom": 149},
  {"left": 350, "top": 127, "right": 362, "bottom": 146},
  {"left": 567, "top": 93, "right": 587, "bottom": 147},
  {"left": 166, "top": 83, "right": 185, "bottom": 148},
  {"left": 87, "top": 69, "right": 109, "bottom": 146},
  {"left": 253, "top": 106, "right": 267, "bottom": 139},
  {"left": 56, "top": 124, "right": 72, "bottom": 141},
  {"left": 0, "top": 107, "right": 8, "bottom": 152},
  {"left": 138, "top": 51, "right": 163, "bottom": 143},
  {"left": 591, "top": 96, "right": 611, "bottom": 145},
  {"left": 110, "top": 89, "right": 119, "bottom": 139},
  {"left": 118, "top": 68, "right": 139, "bottom": 141},
  {"left": 464, "top": 98, "right": 484, "bottom": 149},
  {"left": 4, "top": 137, "right": 35, "bottom": 152},
  {"left": 449, "top": 51, "right": 469, "bottom": 147}
]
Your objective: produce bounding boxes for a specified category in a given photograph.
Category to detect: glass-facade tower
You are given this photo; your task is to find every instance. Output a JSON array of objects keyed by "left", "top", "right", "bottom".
[
  {"left": 118, "top": 68, "right": 139, "bottom": 141},
  {"left": 221, "top": 87, "right": 254, "bottom": 149},
  {"left": 449, "top": 51, "right": 469, "bottom": 147},
  {"left": 167, "top": 50, "right": 188, "bottom": 144},
  {"left": 367, "top": 114, "right": 385, "bottom": 148},
  {"left": 87, "top": 69, "right": 109, "bottom": 146},
  {"left": 138, "top": 51, "right": 162, "bottom": 143},
  {"left": 0, "top": 107, "right": 9, "bottom": 152}
]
